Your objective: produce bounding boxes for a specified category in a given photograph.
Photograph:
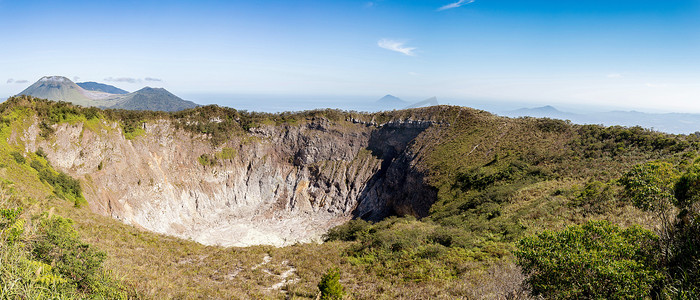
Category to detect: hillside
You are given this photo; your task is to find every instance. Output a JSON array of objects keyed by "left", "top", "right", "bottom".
[
  {"left": 376, "top": 94, "right": 408, "bottom": 109},
  {"left": 18, "top": 76, "right": 101, "bottom": 107},
  {"left": 77, "top": 82, "right": 129, "bottom": 94},
  {"left": 110, "top": 87, "right": 199, "bottom": 112},
  {"left": 0, "top": 95, "right": 698, "bottom": 298},
  {"left": 503, "top": 105, "right": 700, "bottom": 134},
  {"left": 17, "top": 76, "right": 198, "bottom": 112}
]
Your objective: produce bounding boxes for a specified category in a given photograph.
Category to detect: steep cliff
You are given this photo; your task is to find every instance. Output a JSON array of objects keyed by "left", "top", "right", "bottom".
[{"left": 13, "top": 99, "right": 441, "bottom": 246}]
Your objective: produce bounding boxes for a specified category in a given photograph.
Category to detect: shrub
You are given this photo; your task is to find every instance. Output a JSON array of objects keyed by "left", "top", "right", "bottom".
[
  {"left": 673, "top": 167, "right": 700, "bottom": 209},
  {"left": 323, "top": 219, "right": 371, "bottom": 242},
  {"left": 667, "top": 212, "right": 700, "bottom": 297},
  {"left": 30, "top": 160, "right": 86, "bottom": 207},
  {"left": 10, "top": 151, "right": 25, "bottom": 164},
  {"left": 572, "top": 180, "right": 614, "bottom": 215},
  {"left": 198, "top": 154, "right": 216, "bottom": 167},
  {"left": 515, "top": 220, "right": 663, "bottom": 299},
  {"left": 32, "top": 215, "right": 107, "bottom": 293},
  {"left": 217, "top": 147, "right": 237, "bottom": 160},
  {"left": 619, "top": 161, "right": 677, "bottom": 212},
  {"left": 536, "top": 118, "right": 570, "bottom": 133},
  {"left": 0, "top": 207, "right": 24, "bottom": 244},
  {"left": 318, "top": 267, "right": 345, "bottom": 300},
  {"left": 35, "top": 148, "right": 47, "bottom": 158}
]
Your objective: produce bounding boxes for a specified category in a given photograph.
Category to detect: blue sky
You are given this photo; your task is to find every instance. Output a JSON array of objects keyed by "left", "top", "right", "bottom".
[{"left": 1, "top": 0, "right": 699, "bottom": 112}]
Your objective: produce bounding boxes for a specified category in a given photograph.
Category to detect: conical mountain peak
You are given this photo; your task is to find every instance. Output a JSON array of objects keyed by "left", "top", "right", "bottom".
[
  {"left": 39, "top": 76, "right": 72, "bottom": 83},
  {"left": 16, "top": 76, "right": 198, "bottom": 112}
]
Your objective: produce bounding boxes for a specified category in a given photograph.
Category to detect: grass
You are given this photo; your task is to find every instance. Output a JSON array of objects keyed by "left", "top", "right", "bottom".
[
  {"left": 0, "top": 175, "right": 134, "bottom": 299},
  {"left": 1, "top": 96, "right": 698, "bottom": 298}
]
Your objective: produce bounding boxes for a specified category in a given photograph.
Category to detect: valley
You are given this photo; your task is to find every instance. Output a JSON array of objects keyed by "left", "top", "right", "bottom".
[
  {"left": 1, "top": 95, "right": 697, "bottom": 298},
  {"left": 3, "top": 1, "right": 696, "bottom": 298}
]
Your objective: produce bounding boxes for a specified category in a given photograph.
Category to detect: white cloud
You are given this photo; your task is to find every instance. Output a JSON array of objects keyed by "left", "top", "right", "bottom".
[
  {"left": 145, "top": 77, "right": 162, "bottom": 82},
  {"left": 6, "top": 78, "right": 27, "bottom": 84},
  {"left": 105, "top": 77, "right": 140, "bottom": 84},
  {"left": 437, "top": 0, "right": 475, "bottom": 11},
  {"left": 378, "top": 39, "right": 416, "bottom": 56},
  {"left": 606, "top": 73, "right": 622, "bottom": 78},
  {"left": 73, "top": 76, "right": 80, "bottom": 82}
]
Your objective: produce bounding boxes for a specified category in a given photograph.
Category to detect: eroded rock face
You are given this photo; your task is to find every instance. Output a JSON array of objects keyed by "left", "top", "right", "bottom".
[{"left": 20, "top": 117, "right": 437, "bottom": 247}]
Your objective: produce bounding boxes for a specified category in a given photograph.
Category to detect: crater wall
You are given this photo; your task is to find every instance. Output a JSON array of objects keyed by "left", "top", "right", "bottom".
[{"left": 20, "top": 117, "right": 437, "bottom": 246}]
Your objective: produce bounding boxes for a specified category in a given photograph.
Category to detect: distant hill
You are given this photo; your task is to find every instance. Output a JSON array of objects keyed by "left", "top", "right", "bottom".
[
  {"left": 502, "top": 105, "right": 700, "bottom": 134},
  {"left": 405, "top": 97, "right": 439, "bottom": 109},
  {"left": 19, "top": 76, "right": 99, "bottom": 107},
  {"left": 17, "top": 76, "right": 198, "bottom": 112},
  {"left": 111, "top": 87, "right": 199, "bottom": 112},
  {"left": 77, "top": 82, "right": 129, "bottom": 94},
  {"left": 504, "top": 105, "right": 579, "bottom": 120},
  {"left": 376, "top": 94, "right": 408, "bottom": 109}
]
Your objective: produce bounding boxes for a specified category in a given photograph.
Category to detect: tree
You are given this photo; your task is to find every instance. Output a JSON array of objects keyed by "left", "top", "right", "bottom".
[
  {"left": 318, "top": 267, "right": 345, "bottom": 300},
  {"left": 515, "top": 221, "right": 663, "bottom": 299},
  {"left": 619, "top": 161, "right": 677, "bottom": 212},
  {"left": 619, "top": 160, "right": 700, "bottom": 297},
  {"left": 32, "top": 215, "right": 107, "bottom": 292},
  {"left": 668, "top": 166, "right": 700, "bottom": 297},
  {"left": 619, "top": 161, "right": 679, "bottom": 262},
  {"left": 673, "top": 166, "right": 700, "bottom": 209}
]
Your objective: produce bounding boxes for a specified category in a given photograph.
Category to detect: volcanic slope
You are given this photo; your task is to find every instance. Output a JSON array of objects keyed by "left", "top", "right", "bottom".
[
  {"left": 77, "top": 81, "right": 129, "bottom": 94},
  {"left": 18, "top": 76, "right": 198, "bottom": 112},
  {"left": 1, "top": 95, "right": 696, "bottom": 298}
]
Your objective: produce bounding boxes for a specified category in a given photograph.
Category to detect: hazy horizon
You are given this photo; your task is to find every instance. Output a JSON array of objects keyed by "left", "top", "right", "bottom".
[
  {"left": 2, "top": 0, "right": 699, "bottom": 113},
  {"left": 4, "top": 88, "right": 699, "bottom": 116}
]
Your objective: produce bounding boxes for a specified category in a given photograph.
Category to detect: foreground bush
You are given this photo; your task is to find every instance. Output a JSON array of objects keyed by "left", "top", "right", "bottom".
[
  {"left": 32, "top": 215, "right": 108, "bottom": 292},
  {"left": 515, "top": 220, "right": 663, "bottom": 299},
  {"left": 0, "top": 211, "right": 133, "bottom": 298},
  {"left": 318, "top": 267, "right": 345, "bottom": 300}
]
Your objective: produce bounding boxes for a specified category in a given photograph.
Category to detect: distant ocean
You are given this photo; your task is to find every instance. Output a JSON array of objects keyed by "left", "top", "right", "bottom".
[
  {"left": 178, "top": 93, "right": 536, "bottom": 114},
  {"left": 181, "top": 93, "right": 394, "bottom": 113}
]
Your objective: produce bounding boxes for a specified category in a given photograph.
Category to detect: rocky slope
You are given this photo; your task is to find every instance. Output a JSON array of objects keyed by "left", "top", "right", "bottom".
[{"left": 15, "top": 106, "right": 439, "bottom": 247}]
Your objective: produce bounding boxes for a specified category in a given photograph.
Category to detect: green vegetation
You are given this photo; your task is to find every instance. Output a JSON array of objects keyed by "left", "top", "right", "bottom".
[
  {"left": 318, "top": 267, "right": 345, "bottom": 300},
  {"left": 0, "top": 100, "right": 134, "bottom": 298},
  {"left": 31, "top": 158, "right": 87, "bottom": 207},
  {"left": 3, "top": 95, "right": 700, "bottom": 298},
  {"left": 512, "top": 157, "right": 700, "bottom": 299},
  {"left": 198, "top": 153, "right": 216, "bottom": 167},
  {"left": 0, "top": 180, "right": 133, "bottom": 298},
  {"left": 1, "top": 95, "right": 449, "bottom": 145},
  {"left": 217, "top": 147, "right": 237, "bottom": 160},
  {"left": 327, "top": 217, "right": 478, "bottom": 282},
  {"left": 9, "top": 151, "right": 25, "bottom": 164},
  {"left": 515, "top": 221, "right": 662, "bottom": 299},
  {"left": 571, "top": 180, "right": 615, "bottom": 215},
  {"left": 198, "top": 148, "right": 237, "bottom": 167},
  {"left": 619, "top": 159, "right": 700, "bottom": 298},
  {"left": 326, "top": 111, "right": 700, "bottom": 297},
  {"left": 32, "top": 215, "right": 119, "bottom": 294}
]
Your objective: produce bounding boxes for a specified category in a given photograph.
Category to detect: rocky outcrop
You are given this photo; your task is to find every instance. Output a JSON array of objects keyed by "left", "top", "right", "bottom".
[{"left": 19, "top": 116, "right": 437, "bottom": 247}]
